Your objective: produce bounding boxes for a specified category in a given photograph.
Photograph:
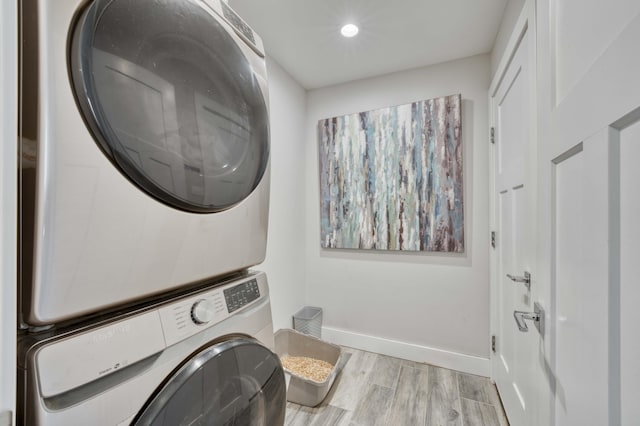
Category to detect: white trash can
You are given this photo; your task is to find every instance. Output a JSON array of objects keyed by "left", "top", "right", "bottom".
[{"left": 292, "top": 306, "right": 322, "bottom": 338}]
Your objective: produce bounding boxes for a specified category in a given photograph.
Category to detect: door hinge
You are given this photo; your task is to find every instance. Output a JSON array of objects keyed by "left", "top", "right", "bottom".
[
  {"left": 0, "top": 410, "right": 13, "bottom": 426},
  {"left": 491, "top": 231, "right": 496, "bottom": 248},
  {"left": 490, "top": 127, "right": 495, "bottom": 144},
  {"left": 491, "top": 335, "right": 497, "bottom": 353}
]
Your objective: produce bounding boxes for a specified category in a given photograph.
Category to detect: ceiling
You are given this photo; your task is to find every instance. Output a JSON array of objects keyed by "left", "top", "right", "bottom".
[{"left": 229, "top": 0, "right": 508, "bottom": 89}]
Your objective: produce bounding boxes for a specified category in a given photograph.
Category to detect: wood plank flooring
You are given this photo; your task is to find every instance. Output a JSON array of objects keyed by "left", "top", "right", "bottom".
[{"left": 285, "top": 347, "right": 509, "bottom": 426}]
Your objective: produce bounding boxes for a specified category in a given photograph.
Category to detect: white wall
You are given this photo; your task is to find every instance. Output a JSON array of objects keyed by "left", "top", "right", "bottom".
[
  {"left": 491, "top": 0, "right": 526, "bottom": 77},
  {"left": 261, "top": 58, "right": 307, "bottom": 331},
  {"left": 304, "top": 55, "right": 491, "bottom": 375}
]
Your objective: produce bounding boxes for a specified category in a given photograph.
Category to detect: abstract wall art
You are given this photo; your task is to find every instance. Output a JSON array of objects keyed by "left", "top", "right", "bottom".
[{"left": 317, "top": 94, "right": 464, "bottom": 252}]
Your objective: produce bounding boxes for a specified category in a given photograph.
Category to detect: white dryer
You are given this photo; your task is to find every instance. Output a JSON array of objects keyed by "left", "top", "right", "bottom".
[
  {"left": 19, "top": 0, "right": 271, "bottom": 326},
  {"left": 18, "top": 271, "right": 286, "bottom": 425}
]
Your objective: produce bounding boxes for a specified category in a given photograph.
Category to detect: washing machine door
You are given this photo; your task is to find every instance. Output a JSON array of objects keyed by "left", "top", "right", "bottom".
[
  {"left": 70, "top": 0, "right": 269, "bottom": 213},
  {"left": 133, "top": 337, "right": 286, "bottom": 426}
]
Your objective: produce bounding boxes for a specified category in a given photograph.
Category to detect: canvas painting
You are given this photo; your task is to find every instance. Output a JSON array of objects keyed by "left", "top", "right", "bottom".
[{"left": 317, "top": 93, "right": 464, "bottom": 252}]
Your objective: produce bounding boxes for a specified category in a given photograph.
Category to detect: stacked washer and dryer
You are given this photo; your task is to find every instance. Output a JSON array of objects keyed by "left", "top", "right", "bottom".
[{"left": 17, "top": 0, "right": 285, "bottom": 424}]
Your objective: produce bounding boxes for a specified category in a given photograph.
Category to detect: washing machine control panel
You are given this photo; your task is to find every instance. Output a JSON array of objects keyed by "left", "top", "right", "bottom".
[
  {"left": 33, "top": 272, "right": 269, "bottom": 403},
  {"left": 158, "top": 273, "right": 268, "bottom": 347},
  {"left": 191, "top": 299, "right": 216, "bottom": 324},
  {"left": 223, "top": 279, "right": 260, "bottom": 313}
]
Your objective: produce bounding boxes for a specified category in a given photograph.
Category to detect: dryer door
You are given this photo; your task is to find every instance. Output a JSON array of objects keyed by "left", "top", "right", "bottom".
[
  {"left": 70, "top": 0, "right": 269, "bottom": 213},
  {"left": 133, "top": 337, "right": 285, "bottom": 426}
]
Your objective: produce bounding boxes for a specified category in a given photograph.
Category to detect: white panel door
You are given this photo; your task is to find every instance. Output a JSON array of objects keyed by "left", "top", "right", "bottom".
[
  {"left": 490, "top": 14, "right": 538, "bottom": 426},
  {"left": 548, "top": 117, "right": 640, "bottom": 426},
  {"left": 535, "top": 0, "right": 640, "bottom": 424},
  {"left": 619, "top": 117, "right": 640, "bottom": 426},
  {"left": 550, "top": 134, "right": 613, "bottom": 426}
]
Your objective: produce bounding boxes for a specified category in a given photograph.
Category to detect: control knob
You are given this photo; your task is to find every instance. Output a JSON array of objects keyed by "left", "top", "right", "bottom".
[{"left": 191, "top": 299, "right": 215, "bottom": 325}]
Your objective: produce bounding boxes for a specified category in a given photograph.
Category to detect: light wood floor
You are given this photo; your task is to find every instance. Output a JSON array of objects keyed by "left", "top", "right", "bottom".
[{"left": 285, "top": 346, "right": 509, "bottom": 426}]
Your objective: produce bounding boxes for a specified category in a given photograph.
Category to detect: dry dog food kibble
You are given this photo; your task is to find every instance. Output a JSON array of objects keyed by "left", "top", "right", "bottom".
[{"left": 280, "top": 356, "right": 334, "bottom": 382}]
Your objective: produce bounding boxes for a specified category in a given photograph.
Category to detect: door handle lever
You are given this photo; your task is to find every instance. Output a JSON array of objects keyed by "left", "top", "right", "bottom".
[
  {"left": 507, "top": 271, "right": 531, "bottom": 290},
  {"left": 513, "top": 302, "right": 545, "bottom": 335},
  {"left": 513, "top": 311, "right": 539, "bottom": 331}
]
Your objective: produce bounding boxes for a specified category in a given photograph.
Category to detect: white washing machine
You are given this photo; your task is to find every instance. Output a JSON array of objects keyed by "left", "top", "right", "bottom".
[
  {"left": 18, "top": 271, "right": 286, "bottom": 425},
  {"left": 19, "top": 0, "right": 271, "bottom": 326}
]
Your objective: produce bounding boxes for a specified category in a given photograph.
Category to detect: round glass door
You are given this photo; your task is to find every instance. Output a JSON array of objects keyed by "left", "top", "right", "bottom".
[
  {"left": 70, "top": 0, "right": 269, "bottom": 212},
  {"left": 133, "top": 337, "right": 286, "bottom": 425}
]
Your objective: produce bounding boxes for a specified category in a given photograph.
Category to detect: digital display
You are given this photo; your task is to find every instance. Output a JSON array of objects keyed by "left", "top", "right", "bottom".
[{"left": 224, "top": 279, "right": 260, "bottom": 313}]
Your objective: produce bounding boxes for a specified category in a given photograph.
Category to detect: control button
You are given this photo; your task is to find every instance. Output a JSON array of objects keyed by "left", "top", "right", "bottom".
[{"left": 191, "top": 299, "right": 215, "bottom": 325}]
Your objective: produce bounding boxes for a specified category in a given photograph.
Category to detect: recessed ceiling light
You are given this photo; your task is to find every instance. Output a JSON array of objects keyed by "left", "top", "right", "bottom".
[{"left": 340, "top": 24, "right": 359, "bottom": 38}]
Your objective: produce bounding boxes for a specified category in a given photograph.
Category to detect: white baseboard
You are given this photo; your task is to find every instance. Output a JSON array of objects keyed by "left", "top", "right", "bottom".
[{"left": 321, "top": 326, "right": 491, "bottom": 377}]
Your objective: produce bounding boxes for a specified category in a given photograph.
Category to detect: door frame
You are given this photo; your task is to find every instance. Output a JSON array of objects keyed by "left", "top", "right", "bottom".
[
  {"left": 0, "top": 0, "right": 18, "bottom": 424},
  {"left": 488, "top": 0, "right": 537, "bottom": 392}
]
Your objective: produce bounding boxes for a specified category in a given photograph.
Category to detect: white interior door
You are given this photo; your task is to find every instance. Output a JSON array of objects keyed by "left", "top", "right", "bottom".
[
  {"left": 490, "top": 6, "right": 538, "bottom": 425},
  {"left": 535, "top": 0, "right": 640, "bottom": 425},
  {"left": 619, "top": 113, "right": 640, "bottom": 426},
  {"left": 549, "top": 134, "right": 613, "bottom": 426},
  {"left": 543, "top": 89, "right": 640, "bottom": 426}
]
